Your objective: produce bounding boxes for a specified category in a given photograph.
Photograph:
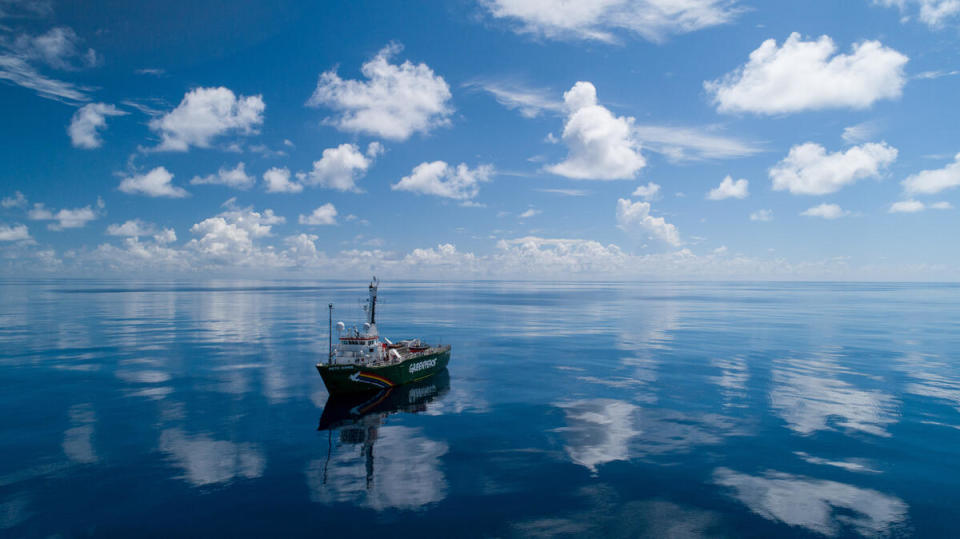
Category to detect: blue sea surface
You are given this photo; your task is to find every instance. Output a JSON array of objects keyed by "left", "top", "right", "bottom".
[{"left": 2, "top": 280, "right": 960, "bottom": 537}]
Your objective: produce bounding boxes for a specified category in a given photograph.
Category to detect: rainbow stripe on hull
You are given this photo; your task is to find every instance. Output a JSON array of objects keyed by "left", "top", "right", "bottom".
[{"left": 353, "top": 371, "right": 394, "bottom": 389}]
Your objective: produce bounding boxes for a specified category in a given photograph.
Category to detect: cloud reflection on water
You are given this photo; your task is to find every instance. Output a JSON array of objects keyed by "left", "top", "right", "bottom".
[
  {"left": 771, "top": 356, "right": 898, "bottom": 437},
  {"left": 159, "top": 429, "right": 265, "bottom": 486},
  {"left": 556, "top": 398, "right": 745, "bottom": 473},
  {"left": 714, "top": 467, "right": 908, "bottom": 537}
]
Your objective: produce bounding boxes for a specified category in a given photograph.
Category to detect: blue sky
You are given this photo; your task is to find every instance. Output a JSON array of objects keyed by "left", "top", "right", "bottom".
[{"left": 1, "top": 0, "right": 960, "bottom": 279}]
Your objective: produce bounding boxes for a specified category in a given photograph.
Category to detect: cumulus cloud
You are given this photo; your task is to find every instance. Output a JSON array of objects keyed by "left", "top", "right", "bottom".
[
  {"left": 473, "top": 81, "right": 759, "bottom": 160},
  {"left": 68, "top": 103, "right": 127, "bottom": 149},
  {"left": 0, "top": 223, "right": 30, "bottom": 241},
  {"left": 190, "top": 162, "right": 255, "bottom": 189},
  {"left": 801, "top": 203, "right": 849, "bottom": 219},
  {"left": 547, "top": 82, "right": 645, "bottom": 180},
  {"left": 705, "top": 33, "right": 908, "bottom": 114},
  {"left": 106, "top": 219, "right": 157, "bottom": 237},
  {"left": 307, "top": 43, "right": 452, "bottom": 140},
  {"left": 875, "top": 0, "right": 960, "bottom": 27},
  {"left": 186, "top": 205, "right": 284, "bottom": 262},
  {"left": 119, "top": 166, "right": 188, "bottom": 198},
  {"left": 262, "top": 167, "right": 302, "bottom": 194},
  {"left": 902, "top": 153, "right": 960, "bottom": 195},
  {"left": 632, "top": 182, "right": 661, "bottom": 200},
  {"left": 28, "top": 199, "right": 101, "bottom": 230},
  {"left": 889, "top": 199, "right": 925, "bottom": 213},
  {"left": 154, "top": 228, "right": 177, "bottom": 244},
  {"left": 750, "top": 209, "right": 773, "bottom": 222},
  {"left": 299, "top": 204, "right": 338, "bottom": 226},
  {"left": 707, "top": 175, "right": 748, "bottom": 200},
  {"left": 300, "top": 142, "right": 382, "bottom": 192},
  {"left": 770, "top": 142, "right": 897, "bottom": 195},
  {"left": 148, "top": 87, "right": 265, "bottom": 151},
  {"left": 1, "top": 190, "right": 27, "bottom": 208},
  {"left": 483, "top": 0, "right": 741, "bottom": 43},
  {"left": 392, "top": 161, "right": 493, "bottom": 200},
  {"left": 518, "top": 208, "right": 541, "bottom": 219},
  {"left": 616, "top": 198, "right": 682, "bottom": 246}
]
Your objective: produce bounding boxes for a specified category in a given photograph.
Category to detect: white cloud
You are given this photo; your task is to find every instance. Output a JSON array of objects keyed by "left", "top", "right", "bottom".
[
  {"left": 0, "top": 224, "right": 30, "bottom": 241},
  {"left": 299, "top": 204, "right": 338, "bottom": 226},
  {"left": 537, "top": 188, "right": 589, "bottom": 196},
  {"left": 616, "top": 198, "right": 682, "bottom": 246},
  {"left": 472, "top": 80, "right": 758, "bottom": 161},
  {"left": 12, "top": 27, "right": 97, "bottom": 70},
  {"left": 902, "top": 153, "right": 960, "bottom": 195},
  {"left": 0, "top": 28, "right": 98, "bottom": 104},
  {"left": 148, "top": 87, "right": 265, "bottom": 151},
  {"left": 0, "top": 52, "right": 91, "bottom": 103},
  {"left": 547, "top": 81, "right": 645, "bottom": 180},
  {"left": 889, "top": 199, "right": 953, "bottom": 212},
  {"left": 632, "top": 182, "right": 661, "bottom": 200},
  {"left": 392, "top": 161, "right": 493, "bottom": 200},
  {"left": 262, "top": 167, "right": 302, "bottom": 194},
  {"left": 914, "top": 69, "right": 960, "bottom": 79},
  {"left": 707, "top": 175, "right": 748, "bottom": 200},
  {"left": 632, "top": 124, "right": 761, "bottom": 161},
  {"left": 750, "top": 209, "right": 773, "bottom": 222},
  {"left": 889, "top": 199, "right": 925, "bottom": 213},
  {"left": 841, "top": 121, "right": 880, "bottom": 144},
  {"left": 28, "top": 201, "right": 100, "bottom": 230},
  {"left": 154, "top": 228, "right": 177, "bottom": 244},
  {"left": 68, "top": 103, "right": 127, "bottom": 149},
  {"left": 770, "top": 142, "right": 897, "bottom": 195},
  {"left": 518, "top": 208, "right": 541, "bottom": 219},
  {"left": 301, "top": 142, "right": 381, "bottom": 192},
  {"left": 705, "top": 33, "right": 908, "bottom": 115},
  {"left": 106, "top": 219, "right": 157, "bottom": 237},
  {"left": 1, "top": 191, "right": 27, "bottom": 208},
  {"left": 467, "top": 79, "right": 564, "bottom": 118},
  {"left": 186, "top": 206, "right": 284, "bottom": 262},
  {"left": 483, "top": 0, "right": 741, "bottom": 43},
  {"left": 307, "top": 43, "right": 452, "bottom": 141},
  {"left": 119, "top": 166, "right": 189, "bottom": 198},
  {"left": 801, "top": 203, "right": 849, "bottom": 219},
  {"left": 875, "top": 0, "right": 960, "bottom": 27},
  {"left": 190, "top": 162, "right": 255, "bottom": 189}
]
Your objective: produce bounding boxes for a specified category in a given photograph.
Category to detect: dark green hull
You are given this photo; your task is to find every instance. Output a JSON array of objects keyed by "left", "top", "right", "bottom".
[{"left": 316, "top": 346, "right": 451, "bottom": 394}]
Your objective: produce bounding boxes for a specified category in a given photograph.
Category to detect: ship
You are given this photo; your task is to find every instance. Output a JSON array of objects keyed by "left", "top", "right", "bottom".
[{"left": 316, "top": 277, "right": 451, "bottom": 394}]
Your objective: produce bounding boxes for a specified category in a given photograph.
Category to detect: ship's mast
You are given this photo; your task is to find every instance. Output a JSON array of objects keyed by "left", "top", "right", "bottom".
[
  {"left": 367, "top": 276, "right": 378, "bottom": 326},
  {"left": 328, "top": 303, "right": 333, "bottom": 364}
]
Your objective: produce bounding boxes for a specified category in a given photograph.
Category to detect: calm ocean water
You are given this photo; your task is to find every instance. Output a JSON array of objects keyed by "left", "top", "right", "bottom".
[{"left": 2, "top": 280, "right": 959, "bottom": 537}]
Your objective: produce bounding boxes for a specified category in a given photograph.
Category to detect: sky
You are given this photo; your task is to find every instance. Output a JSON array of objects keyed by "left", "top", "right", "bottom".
[{"left": 1, "top": 0, "right": 960, "bottom": 280}]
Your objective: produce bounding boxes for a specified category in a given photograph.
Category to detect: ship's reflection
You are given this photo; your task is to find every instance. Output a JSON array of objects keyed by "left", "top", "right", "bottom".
[
  {"left": 318, "top": 369, "right": 451, "bottom": 431},
  {"left": 308, "top": 370, "right": 451, "bottom": 510}
]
